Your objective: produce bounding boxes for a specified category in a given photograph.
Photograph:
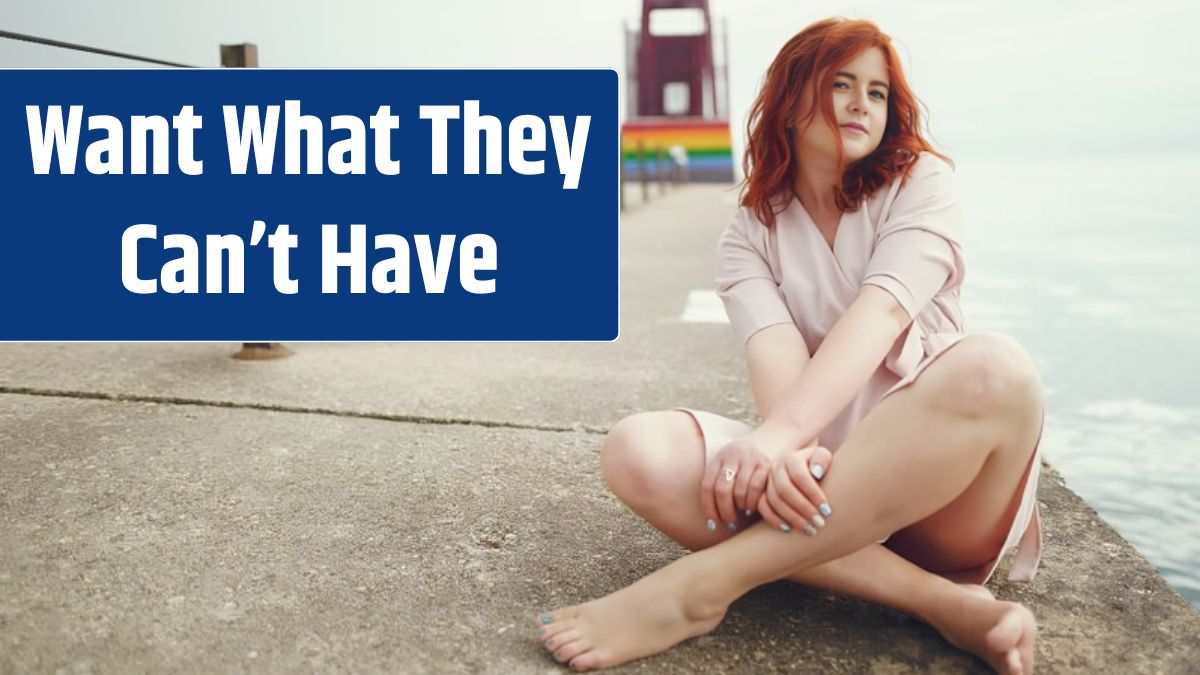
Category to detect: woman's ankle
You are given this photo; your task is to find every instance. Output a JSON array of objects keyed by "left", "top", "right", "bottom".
[
  {"left": 926, "top": 578, "right": 997, "bottom": 633},
  {"left": 666, "top": 553, "right": 736, "bottom": 622}
]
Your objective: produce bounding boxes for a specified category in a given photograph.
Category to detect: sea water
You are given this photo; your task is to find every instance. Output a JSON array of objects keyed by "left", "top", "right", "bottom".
[{"left": 957, "top": 153, "right": 1200, "bottom": 608}]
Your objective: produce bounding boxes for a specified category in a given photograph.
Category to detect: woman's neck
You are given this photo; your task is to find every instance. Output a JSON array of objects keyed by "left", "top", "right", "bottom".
[{"left": 793, "top": 156, "right": 843, "bottom": 216}]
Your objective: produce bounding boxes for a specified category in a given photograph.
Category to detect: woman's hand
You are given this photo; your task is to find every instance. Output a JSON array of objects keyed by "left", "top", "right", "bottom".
[
  {"left": 700, "top": 423, "right": 812, "bottom": 531},
  {"left": 757, "top": 444, "right": 834, "bottom": 535}
]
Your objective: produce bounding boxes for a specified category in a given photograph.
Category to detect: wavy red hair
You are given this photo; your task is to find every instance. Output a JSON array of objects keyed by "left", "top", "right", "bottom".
[{"left": 740, "top": 17, "right": 952, "bottom": 228}]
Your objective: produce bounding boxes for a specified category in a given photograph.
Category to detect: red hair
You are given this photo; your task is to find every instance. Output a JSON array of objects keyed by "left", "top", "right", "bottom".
[{"left": 740, "top": 17, "right": 952, "bottom": 228}]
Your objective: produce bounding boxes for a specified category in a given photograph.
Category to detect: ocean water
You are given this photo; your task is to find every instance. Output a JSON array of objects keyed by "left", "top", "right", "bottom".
[{"left": 956, "top": 154, "right": 1200, "bottom": 608}]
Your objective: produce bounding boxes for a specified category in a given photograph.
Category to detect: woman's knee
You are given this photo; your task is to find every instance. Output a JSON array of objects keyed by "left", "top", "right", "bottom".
[
  {"left": 927, "top": 333, "right": 1042, "bottom": 416},
  {"left": 600, "top": 411, "right": 699, "bottom": 504}
]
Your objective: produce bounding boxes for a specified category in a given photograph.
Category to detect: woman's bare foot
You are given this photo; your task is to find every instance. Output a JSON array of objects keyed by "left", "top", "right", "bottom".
[
  {"left": 533, "top": 559, "right": 726, "bottom": 670},
  {"left": 931, "top": 591, "right": 1037, "bottom": 674}
]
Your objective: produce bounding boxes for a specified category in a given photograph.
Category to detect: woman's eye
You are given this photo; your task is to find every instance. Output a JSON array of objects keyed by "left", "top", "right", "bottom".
[{"left": 834, "top": 81, "right": 886, "bottom": 101}]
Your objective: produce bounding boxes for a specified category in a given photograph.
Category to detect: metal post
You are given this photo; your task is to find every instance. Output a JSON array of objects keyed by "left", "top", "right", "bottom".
[
  {"left": 221, "top": 43, "right": 291, "bottom": 361},
  {"left": 638, "top": 140, "right": 648, "bottom": 203},
  {"left": 619, "top": 153, "right": 626, "bottom": 212},
  {"left": 657, "top": 147, "right": 665, "bottom": 195}
]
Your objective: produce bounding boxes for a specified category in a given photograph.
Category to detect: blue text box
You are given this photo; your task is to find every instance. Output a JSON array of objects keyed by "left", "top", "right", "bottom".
[{"left": 0, "top": 69, "right": 618, "bottom": 340}]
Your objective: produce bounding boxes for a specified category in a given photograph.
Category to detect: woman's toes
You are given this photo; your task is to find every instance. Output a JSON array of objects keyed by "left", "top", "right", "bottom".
[
  {"left": 568, "top": 650, "right": 603, "bottom": 671},
  {"left": 553, "top": 638, "right": 591, "bottom": 664},
  {"left": 540, "top": 619, "right": 576, "bottom": 643},
  {"left": 535, "top": 606, "right": 580, "bottom": 632},
  {"left": 543, "top": 629, "right": 580, "bottom": 651},
  {"left": 984, "top": 608, "right": 1023, "bottom": 652},
  {"left": 536, "top": 609, "right": 562, "bottom": 625},
  {"left": 1006, "top": 647, "right": 1022, "bottom": 674},
  {"left": 984, "top": 604, "right": 1035, "bottom": 675}
]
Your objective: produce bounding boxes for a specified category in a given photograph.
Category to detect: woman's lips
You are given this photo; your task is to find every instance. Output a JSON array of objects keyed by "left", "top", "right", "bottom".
[{"left": 840, "top": 124, "right": 867, "bottom": 135}]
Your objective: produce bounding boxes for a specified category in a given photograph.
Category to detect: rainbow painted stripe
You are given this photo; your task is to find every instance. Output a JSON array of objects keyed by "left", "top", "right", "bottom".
[{"left": 620, "top": 118, "right": 735, "bottom": 182}]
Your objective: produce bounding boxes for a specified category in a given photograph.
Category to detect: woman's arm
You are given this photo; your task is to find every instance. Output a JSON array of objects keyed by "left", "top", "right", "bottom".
[
  {"left": 702, "top": 290, "right": 907, "bottom": 525},
  {"left": 756, "top": 285, "right": 910, "bottom": 448},
  {"left": 744, "top": 323, "right": 816, "bottom": 444}
]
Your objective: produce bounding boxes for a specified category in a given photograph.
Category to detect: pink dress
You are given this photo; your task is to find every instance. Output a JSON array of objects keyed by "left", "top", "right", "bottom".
[{"left": 680, "top": 152, "right": 1042, "bottom": 584}]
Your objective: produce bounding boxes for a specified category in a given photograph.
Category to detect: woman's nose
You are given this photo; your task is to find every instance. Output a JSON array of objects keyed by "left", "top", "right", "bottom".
[{"left": 848, "top": 89, "right": 868, "bottom": 112}]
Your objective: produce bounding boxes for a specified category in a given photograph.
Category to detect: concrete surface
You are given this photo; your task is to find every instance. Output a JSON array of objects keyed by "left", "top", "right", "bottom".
[{"left": 2, "top": 185, "right": 1199, "bottom": 674}]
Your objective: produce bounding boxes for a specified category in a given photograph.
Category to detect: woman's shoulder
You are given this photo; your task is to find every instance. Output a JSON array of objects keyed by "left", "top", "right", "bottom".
[
  {"left": 908, "top": 151, "right": 956, "bottom": 182},
  {"left": 729, "top": 197, "right": 796, "bottom": 235},
  {"left": 872, "top": 151, "right": 958, "bottom": 211},
  {"left": 886, "top": 151, "right": 955, "bottom": 194}
]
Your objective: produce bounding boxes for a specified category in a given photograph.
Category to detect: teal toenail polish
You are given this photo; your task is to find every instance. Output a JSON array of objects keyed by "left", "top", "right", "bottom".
[
  {"left": 706, "top": 519, "right": 717, "bottom": 531},
  {"left": 540, "top": 613, "right": 553, "bottom": 625},
  {"left": 803, "top": 524, "right": 817, "bottom": 536},
  {"left": 779, "top": 522, "right": 791, "bottom": 532},
  {"left": 819, "top": 502, "right": 832, "bottom": 518},
  {"left": 811, "top": 464, "right": 825, "bottom": 480}
]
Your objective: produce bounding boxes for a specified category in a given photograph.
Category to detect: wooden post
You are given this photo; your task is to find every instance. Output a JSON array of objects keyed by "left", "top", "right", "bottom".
[
  {"left": 220, "top": 43, "right": 258, "bottom": 68},
  {"left": 221, "top": 43, "right": 291, "bottom": 361}
]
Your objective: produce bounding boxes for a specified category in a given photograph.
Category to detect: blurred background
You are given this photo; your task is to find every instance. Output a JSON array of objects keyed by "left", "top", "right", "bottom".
[{"left": 2, "top": 0, "right": 1197, "bottom": 607}]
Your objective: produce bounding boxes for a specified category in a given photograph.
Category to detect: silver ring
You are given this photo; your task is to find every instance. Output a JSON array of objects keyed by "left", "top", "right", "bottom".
[{"left": 722, "top": 467, "right": 737, "bottom": 483}]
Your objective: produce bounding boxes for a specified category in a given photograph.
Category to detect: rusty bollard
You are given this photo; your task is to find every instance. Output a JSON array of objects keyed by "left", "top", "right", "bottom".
[{"left": 233, "top": 343, "right": 293, "bottom": 360}]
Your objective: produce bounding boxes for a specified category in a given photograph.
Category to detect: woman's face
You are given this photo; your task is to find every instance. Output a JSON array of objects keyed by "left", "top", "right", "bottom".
[{"left": 791, "top": 46, "right": 890, "bottom": 165}]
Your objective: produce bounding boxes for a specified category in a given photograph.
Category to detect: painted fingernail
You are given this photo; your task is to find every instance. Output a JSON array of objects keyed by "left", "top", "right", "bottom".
[
  {"left": 803, "top": 524, "right": 818, "bottom": 537},
  {"left": 706, "top": 519, "right": 717, "bottom": 532},
  {"left": 779, "top": 522, "right": 792, "bottom": 532},
  {"left": 819, "top": 502, "right": 833, "bottom": 518},
  {"left": 726, "top": 522, "right": 738, "bottom": 532},
  {"left": 540, "top": 613, "right": 554, "bottom": 625},
  {"left": 811, "top": 514, "right": 826, "bottom": 528},
  {"left": 811, "top": 464, "right": 825, "bottom": 480}
]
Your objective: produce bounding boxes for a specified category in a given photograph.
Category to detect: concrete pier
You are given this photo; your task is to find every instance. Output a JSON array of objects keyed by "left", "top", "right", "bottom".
[{"left": 2, "top": 185, "right": 1197, "bottom": 673}]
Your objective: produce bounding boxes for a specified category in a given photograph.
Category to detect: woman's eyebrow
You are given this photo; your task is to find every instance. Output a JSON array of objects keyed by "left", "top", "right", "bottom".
[{"left": 835, "top": 71, "right": 890, "bottom": 90}]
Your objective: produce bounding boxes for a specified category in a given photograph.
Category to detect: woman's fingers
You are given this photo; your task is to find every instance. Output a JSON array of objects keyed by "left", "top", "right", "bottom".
[
  {"left": 808, "top": 446, "right": 833, "bottom": 481},
  {"left": 771, "top": 461, "right": 821, "bottom": 533},
  {"left": 699, "top": 458, "right": 721, "bottom": 531},
  {"left": 714, "top": 460, "right": 741, "bottom": 526},
  {"left": 765, "top": 469, "right": 814, "bottom": 533},
  {"left": 732, "top": 459, "right": 755, "bottom": 514},
  {"left": 757, "top": 493, "right": 783, "bottom": 530},
  {"left": 783, "top": 453, "right": 831, "bottom": 528},
  {"left": 742, "top": 464, "right": 769, "bottom": 516}
]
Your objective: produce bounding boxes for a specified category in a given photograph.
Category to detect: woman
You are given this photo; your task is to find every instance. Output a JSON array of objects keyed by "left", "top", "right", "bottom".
[{"left": 536, "top": 17, "right": 1043, "bottom": 674}]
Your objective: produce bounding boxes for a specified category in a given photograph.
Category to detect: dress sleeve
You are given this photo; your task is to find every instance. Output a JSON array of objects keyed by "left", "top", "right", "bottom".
[
  {"left": 861, "top": 153, "right": 966, "bottom": 320},
  {"left": 715, "top": 209, "right": 795, "bottom": 344}
]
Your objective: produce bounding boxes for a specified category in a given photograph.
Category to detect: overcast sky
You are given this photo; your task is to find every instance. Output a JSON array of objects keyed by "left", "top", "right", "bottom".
[{"left": 2, "top": 0, "right": 1197, "bottom": 163}]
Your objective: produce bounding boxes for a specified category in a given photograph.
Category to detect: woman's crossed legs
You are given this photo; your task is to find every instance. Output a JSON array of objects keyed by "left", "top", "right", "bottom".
[{"left": 534, "top": 333, "right": 1044, "bottom": 674}]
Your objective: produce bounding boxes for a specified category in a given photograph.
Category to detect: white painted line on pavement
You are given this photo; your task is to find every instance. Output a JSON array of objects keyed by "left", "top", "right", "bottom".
[{"left": 680, "top": 289, "right": 728, "bottom": 323}]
